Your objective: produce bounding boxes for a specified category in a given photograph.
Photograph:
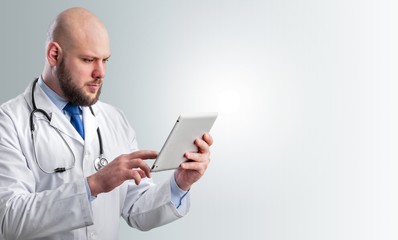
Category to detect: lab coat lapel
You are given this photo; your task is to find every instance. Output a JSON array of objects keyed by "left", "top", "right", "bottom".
[
  {"left": 49, "top": 113, "right": 84, "bottom": 143},
  {"left": 24, "top": 80, "right": 84, "bottom": 144},
  {"left": 82, "top": 106, "right": 99, "bottom": 147}
]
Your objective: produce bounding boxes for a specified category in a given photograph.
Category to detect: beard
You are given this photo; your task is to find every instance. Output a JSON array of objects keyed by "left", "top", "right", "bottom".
[{"left": 56, "top": 59, "right": 102, "bottom": 106}]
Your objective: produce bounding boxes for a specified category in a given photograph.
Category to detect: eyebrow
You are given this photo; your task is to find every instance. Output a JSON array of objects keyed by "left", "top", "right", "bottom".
[{"left": 80, "top": 54, "right": 111, "bottom": 60}]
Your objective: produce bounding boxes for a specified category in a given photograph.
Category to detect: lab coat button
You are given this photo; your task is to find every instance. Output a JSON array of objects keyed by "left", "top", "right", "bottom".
[{"left": 89, "top": 232, "right": 96, "bottom": 239}]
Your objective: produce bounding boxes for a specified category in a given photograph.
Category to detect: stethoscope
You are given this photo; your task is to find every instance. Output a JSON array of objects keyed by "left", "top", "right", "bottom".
[{"left": 30, "top": 78, "right": 108, "bottom": 173}]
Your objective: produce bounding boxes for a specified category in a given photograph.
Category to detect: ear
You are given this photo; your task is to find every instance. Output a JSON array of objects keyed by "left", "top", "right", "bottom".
[{"left": 46, "top": 42, "right": 63, "bottom": 66}]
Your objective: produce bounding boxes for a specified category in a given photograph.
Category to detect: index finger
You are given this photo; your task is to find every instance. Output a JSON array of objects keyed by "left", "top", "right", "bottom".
[{"left": 127, "top": 150, "right": 158, "bottom": 160}]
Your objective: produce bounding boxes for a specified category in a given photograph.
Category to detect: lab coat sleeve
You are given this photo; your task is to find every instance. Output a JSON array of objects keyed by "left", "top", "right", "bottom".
[
  {"left": 115, "top": 109, "right": 190, "bottom": 231},
  {"left": 0, "top": 110, "right": 93, "bottom": 239},
  {"left": 122, "top": 177, "right": 190, "bottom": 231},
  {"left": 121, "top": 178, "right": 190, "bottom": 231}
]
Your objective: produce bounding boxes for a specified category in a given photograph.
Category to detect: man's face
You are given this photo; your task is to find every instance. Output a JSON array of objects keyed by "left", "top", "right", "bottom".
[
  {"left": 55, "top": 27, "right": 111, "bottom": 106},
  {"left": 56, "top": 56, "right": 102, "bottom": 106}
]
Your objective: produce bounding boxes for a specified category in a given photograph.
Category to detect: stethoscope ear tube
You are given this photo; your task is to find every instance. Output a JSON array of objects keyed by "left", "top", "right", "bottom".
[
  {"left": 30, "top": 79, "right": 51, "bottom": 131},
  {"left": 89, "top": 107, "right": 104, "bottom": 157}
]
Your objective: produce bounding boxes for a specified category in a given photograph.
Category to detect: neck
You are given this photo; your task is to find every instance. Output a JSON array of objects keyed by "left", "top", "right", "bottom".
[{"left": 41, "top": 66, "right": 65, "bottom": 99}]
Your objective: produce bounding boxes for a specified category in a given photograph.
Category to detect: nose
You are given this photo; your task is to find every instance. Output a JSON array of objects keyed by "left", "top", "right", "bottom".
[{"left": 92, "top": 61, "right": 106, "bottom": 80}]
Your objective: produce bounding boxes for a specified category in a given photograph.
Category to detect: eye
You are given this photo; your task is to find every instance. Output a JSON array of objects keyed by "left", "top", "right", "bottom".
[
  {"left": 82, "top": 58, "right": 94, "bottom": 63},
  {"left": 103, "top": 58, "right": 110, "bottom": 63}
]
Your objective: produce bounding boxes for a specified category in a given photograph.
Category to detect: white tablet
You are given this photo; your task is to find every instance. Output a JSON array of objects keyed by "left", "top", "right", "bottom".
[{"left": 151, "top": 112, "right": 218, "bottom": 172}]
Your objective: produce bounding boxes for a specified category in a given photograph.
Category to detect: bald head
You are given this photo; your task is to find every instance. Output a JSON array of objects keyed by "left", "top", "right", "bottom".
[
  {"left": 47, "top": 7, "right": 109, "bottom": 51},
  {"left": 42, "top": 7, "right": 111, "bottom": 104}
]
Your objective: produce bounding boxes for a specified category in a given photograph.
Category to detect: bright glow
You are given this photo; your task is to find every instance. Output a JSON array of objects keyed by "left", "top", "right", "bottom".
[{"left": 217, "top": 89, "right": 241, "bottom": 114}]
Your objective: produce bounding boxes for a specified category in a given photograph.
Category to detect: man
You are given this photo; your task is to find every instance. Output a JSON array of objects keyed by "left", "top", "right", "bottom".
[{"left": 0, "top": 7, "right": 213, "bottom": 239}]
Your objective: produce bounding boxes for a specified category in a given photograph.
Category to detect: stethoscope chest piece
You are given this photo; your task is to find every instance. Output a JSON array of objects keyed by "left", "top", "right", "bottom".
[{"left": 94, "top": 155, "right": 108, "bottom": 171}]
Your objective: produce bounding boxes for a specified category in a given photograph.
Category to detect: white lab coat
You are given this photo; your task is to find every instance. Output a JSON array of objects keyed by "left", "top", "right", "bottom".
[{"left": 0, "top": 81, "right": 189, "bottom": 240}]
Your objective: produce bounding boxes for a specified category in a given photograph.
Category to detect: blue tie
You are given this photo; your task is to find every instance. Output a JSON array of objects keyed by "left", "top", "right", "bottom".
[{"left": 64, "top": 103, "right": 85, "bottom": 139}]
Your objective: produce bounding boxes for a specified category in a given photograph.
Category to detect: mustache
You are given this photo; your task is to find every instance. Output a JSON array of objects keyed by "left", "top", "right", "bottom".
[{"left": 87, "top": 79, "right": 103, "bottom": 85}]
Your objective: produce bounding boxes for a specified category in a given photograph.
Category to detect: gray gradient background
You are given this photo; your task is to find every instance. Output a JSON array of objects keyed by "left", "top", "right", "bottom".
[{"left": 1, "top": 1, "right": 398, "bottom": 240}]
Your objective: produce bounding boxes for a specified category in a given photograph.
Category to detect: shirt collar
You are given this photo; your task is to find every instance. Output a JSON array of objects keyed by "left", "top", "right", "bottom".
[{"left": 37, "top": 77, "right": 77, "bottom": 112}]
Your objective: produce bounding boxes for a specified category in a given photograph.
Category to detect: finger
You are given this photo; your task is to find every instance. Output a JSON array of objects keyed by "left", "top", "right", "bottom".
[
  {"left": 135, "top": 169, "right": 149, "bottom": 179},
  {"left": 184, "top": 152, "right": 209, "bottom": 163},
  {"left": 180, "top": 160, "right": 207, "bottom": 173},
  {"left": 127, "top": 150, "right": 158, "bottom": 160},
  {"left": 131, "top": 168, "right": 150, "bottom": 179},
  {"left": 128, "top": 170, "right": 143, "bottom": 185},
  {"left": 125, "top": 159, "right": 151, "bottom": 178},
  {"left": 194, "top": 138, "right": 210, "bottom": 154},
  {"left": 203, "top": 133, "right": 213, "bottom": 146}
]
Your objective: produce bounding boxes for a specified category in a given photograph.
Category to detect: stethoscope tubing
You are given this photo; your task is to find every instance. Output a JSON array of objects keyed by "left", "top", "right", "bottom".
[{"left": 30, "top": 78, "right": 107, "bottom": 173}]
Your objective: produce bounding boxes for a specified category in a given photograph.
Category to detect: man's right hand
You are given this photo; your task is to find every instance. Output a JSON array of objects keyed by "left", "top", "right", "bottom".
[{"left": 87, "top": 150, "right": 158, "bottom": 196}]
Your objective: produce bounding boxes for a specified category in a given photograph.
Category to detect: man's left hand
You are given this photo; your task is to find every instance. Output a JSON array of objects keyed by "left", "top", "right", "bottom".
[{"left": 174, "top": 133, "right": 213, "bottom": 191}]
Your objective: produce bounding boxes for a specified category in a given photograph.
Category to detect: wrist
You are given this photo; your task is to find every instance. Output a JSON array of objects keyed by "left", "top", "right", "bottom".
[
  {"left": 174, "top": 170, "right": 191, "bottom": 191},
  {"left": 87, "top": 175, "right": 100, "bottom": 197}
]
